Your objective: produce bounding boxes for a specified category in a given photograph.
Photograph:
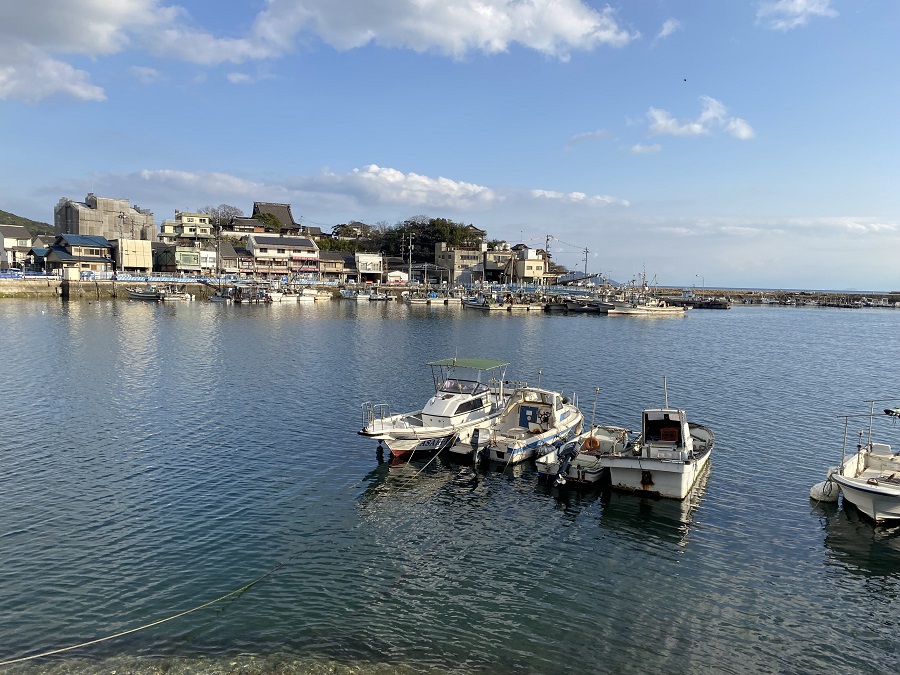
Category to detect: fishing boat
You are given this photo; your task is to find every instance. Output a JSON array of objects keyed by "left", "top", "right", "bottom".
[
  {"left": 127, "top": 285, "right": 163, "bottom": 301},
  {"left": 811, "top": 401, "right": 900, "bottom": 524},
  {"left": 359, "top": 358, "right": 511, "bottom": 459},
  {"left": 127, "top": 284, "right": 193, "bottom": 302},
  {"left": 452, "top": 385, "right": 583, "bottom": 465},
  {"left": 208, "top": 289, "right": 233, "bottom": 303},
  {"left": 534, "top": 425, "right": 631, "bottom": 486},
  {"left": 607, "top": 298, "right": 686, "bottom": 316},
  {"left": 600, "top": 382, "right": 714, "bottom": 499}
]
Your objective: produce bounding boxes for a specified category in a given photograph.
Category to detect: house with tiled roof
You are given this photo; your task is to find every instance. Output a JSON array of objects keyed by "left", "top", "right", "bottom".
[
  {"left": 245, "top": 234, "right": 319, "bottom": 279},
  {"left": 318, "top": 250, "right": 357, "bottom": 282},
  {"left": 252, "top": 202, "right": 298, "bottom": 231},
  {"left": 45, "top": 234, "right": 114, "bottom": 279}
]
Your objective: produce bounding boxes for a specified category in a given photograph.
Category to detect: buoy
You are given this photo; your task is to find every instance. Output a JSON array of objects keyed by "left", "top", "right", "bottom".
[{"left": 810, "top": 479, "right": 839, "bottom": 502}]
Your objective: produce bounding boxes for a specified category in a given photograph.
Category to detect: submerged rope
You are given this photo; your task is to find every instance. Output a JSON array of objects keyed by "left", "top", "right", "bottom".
[{"left": 0, "top": 561, "right": 285, "bottom": 668}]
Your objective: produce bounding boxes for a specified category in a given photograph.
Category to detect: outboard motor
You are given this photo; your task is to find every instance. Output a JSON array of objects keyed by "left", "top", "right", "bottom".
[
  {"left": 554, "top": 441, "right": 581, "bottom": 487},
  {"left": 470, "top": 427, "right": 491, "bottom": 467}
]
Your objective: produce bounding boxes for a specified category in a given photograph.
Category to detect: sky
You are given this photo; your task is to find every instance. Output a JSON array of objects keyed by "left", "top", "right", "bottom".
[{"left": 1, "top": 0, "right": 899, "bottom": 290}]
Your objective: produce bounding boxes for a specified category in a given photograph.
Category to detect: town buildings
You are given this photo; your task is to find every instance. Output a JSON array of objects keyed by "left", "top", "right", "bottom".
[{"left": 4, "top": 194, "right": 554, "bottom": 284}]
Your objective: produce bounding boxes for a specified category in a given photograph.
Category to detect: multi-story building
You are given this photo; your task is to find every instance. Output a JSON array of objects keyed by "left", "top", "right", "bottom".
[
  {"left": 245, "top": 234, "right": 319, "bottom": 278},
  {"left": 434, "top": 241, "right": 487, "bottom": 282},
  {"left": 355, "top": 252, "right": 383, "bottom": 283},
  {"left": 319, "top": 251, "right": 357, "bottom": 283},
  {"left": 505, "top": 245, "right": 547, "bottom": 284},
  {"left": 54, "top": 193, "right": 156, "bottom": 242},
  {"left": 0, "top": 225, "right": 33, "bottom": 270},
  {"left": 158, "top": 211, "right": 214, "bottom": 247},
  {"left": 484, "top": 243, "right": 514, "bottom": 282}
]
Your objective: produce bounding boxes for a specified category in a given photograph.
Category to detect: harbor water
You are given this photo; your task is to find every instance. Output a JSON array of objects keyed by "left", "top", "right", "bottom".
[{"left": 1, "top": 299, "right": 900, "bottom": 674}]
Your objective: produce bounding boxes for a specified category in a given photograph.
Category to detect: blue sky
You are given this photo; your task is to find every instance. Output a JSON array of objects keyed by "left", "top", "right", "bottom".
[{"left": 1, "top": 0, "right": 898, "bottom": 290}]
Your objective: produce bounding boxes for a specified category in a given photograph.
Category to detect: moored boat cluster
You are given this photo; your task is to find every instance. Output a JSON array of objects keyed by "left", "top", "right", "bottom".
[{"left": 359, "top": 358, "right": 714, "bottom": 500}]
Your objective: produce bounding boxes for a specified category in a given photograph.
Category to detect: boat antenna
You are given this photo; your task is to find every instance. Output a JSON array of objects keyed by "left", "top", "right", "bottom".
[
  {"left": 663, "top": 375, "right": 669, "bottom": 408},
  {"left": 591, "top": 387, "right": 600, "bottom": 429}
]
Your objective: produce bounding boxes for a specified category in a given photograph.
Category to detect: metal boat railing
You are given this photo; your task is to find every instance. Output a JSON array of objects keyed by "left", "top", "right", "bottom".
[{"left": 361, "top": 402, "right": 391, "bottom": 431}]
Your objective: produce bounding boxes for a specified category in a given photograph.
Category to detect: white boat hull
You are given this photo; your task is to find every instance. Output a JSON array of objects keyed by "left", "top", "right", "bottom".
[
  {"left": 603, "top": 452, "right": 710, "bottom": 499},
  {"left": 488, "top": 413, "right": 583, "bottom": 465},
  {"left": 831, "top": 448, "right": 900, "bottom": 523},
  {"left": 601, "top": 421, "right": 714, "bottom": 499}
]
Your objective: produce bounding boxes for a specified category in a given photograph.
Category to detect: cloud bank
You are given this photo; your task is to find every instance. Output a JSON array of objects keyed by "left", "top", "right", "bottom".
[{"left": 0, "top": 0, "right": 637, "bottom": 102}]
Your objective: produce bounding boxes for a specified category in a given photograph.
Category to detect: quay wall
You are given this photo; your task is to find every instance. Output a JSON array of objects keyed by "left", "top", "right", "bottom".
[{"left": 0, "top": 279, "right": 897, "bottom": 305}]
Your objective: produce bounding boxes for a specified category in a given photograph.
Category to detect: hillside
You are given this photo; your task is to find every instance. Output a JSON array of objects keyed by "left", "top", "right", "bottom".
[{"left": 0, "top": 208, "right": 54, "bottom": 237}]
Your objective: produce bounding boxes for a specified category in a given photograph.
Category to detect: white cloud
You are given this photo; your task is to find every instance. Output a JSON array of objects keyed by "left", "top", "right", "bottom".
[
  {"left": 0, "top": 1, "right": 639, "bottom": 101},
  {"left": 244, "top": 0, "right": 637, "bottom": 58},
  {"left": 564, "top": 129, "right": 610, "bottom": 149},
  {"left": 647, "top": 96, "right": 754, "bottom": 140},
  {"left": 0, "top": 43, "right": 105, "bottom": 102},
  {"left": 529, "top": 189, "right": 629, "bottom": 207},
  {"left": 757, "top": 0, "right": 838, "bottom": 31},
  {"left": 630, "top": 143, "right": 661, "bottom": 154},
  {"left": 347, "top": 164, "right": 499, "bottom": 208},
  {"left": 656, "top": 18, "right": 681, "bottom": 41}
]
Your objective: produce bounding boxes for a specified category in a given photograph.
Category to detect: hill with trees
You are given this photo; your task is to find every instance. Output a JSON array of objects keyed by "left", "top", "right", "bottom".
[{"left": 0, "top": 208, "right": 54, "bottom": 237}]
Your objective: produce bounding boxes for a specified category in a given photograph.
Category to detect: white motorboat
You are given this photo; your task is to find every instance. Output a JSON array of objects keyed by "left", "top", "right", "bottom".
[
  {"left": 534, "top": 425, "right": 631, "bottom": 486},
  {"left": 812, "top": 402, "right": 900, "bottom": 524},
  {"left": 600, "top": 387, "right": 714, "bottom": 499},
  {"left": 451, "top": 385, "right": 583, "bottom": 465},
  {"left": 359, "top": 358, "right": 510, "bottom": 459}
]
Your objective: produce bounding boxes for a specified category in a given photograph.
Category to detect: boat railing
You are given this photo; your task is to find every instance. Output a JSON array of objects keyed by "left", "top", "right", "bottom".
[{"left": 361, "top": 402, "right": 391, "bottom": 430}]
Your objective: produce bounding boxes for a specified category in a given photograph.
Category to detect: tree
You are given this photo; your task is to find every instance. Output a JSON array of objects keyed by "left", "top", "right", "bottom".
[
  {"left": 198, "top": 204, "right": 244, "bottom": 228},
  {"left": 253, "top": 212, "right": 282, "bottom": 232}
]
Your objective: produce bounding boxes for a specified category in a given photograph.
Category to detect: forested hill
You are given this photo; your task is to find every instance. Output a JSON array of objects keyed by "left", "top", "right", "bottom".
[{"left": 0, "top": 209, "right": 54, "bottom": 237}]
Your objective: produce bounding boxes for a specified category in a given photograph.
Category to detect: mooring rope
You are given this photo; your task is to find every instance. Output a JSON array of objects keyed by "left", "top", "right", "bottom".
[{"left": 0, "top": 561, "right": 285, "bottom": 668}]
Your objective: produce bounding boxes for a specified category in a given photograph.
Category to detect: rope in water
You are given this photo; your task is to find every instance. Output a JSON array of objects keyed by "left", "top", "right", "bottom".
[{"left": 0, "top": 561, "right": 285, "bottom": 668}]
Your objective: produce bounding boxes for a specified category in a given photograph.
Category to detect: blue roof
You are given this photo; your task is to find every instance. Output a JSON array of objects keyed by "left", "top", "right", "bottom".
[{"left": 58, "top": 234, "right": 113, "bottom": 248}]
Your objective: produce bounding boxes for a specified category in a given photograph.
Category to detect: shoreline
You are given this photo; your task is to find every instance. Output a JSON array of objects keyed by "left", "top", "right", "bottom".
[{"left": 0, "top": 279, "right": 897, "bottom": 307}]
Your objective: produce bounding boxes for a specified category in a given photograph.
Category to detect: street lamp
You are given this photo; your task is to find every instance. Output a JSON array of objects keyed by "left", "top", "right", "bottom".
[{"left": 695, "top": 274, "right": 704, "bottom": 295}]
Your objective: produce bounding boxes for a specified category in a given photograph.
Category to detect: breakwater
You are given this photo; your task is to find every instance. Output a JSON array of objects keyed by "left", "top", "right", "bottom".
[{"left": 1, "top": 278, "right": 898, "bottom": 308}]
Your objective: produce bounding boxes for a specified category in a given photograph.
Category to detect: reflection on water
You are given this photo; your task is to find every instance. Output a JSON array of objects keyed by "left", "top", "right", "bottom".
[
  {"left": 816, "top": 498, "right": 900, "bottom": 578},
  {"left": 3, "top": 302, "right": 900, "bottom": 674},
  {"left": 598, "top": 468, "right": 710, "bottom": 549}
]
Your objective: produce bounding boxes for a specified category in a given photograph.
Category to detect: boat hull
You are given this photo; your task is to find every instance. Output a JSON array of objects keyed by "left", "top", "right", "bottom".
[
  {"left": 831, "top": 449, "right": 900, "bottom": 523},
  {"left": 602, "top": 423, "right": 714, "bottom": 499}
]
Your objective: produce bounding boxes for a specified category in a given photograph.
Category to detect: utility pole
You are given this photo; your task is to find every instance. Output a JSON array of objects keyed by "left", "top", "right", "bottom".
[
  {"left": 117, "top": 211, "right": 125, "bottom": 272},
  {"left": 583, "top": 247, "right": 589, "bottom": 276},
  {"left": 408, "top": 231, "right": 413, "bottom": 284}
]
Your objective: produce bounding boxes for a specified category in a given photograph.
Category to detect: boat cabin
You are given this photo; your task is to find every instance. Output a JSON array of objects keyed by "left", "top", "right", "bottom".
[
  {"left": 641, "top": 408, "right": 694, "bottom": 460},
  {"left": 498, "top": 388, "right": 569, "bottom": 434}
]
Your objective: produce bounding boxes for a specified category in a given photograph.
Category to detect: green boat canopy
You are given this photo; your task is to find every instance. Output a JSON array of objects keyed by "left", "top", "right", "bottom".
[{"left": 427, "top": 358, "right": 509, "bottom": 370}]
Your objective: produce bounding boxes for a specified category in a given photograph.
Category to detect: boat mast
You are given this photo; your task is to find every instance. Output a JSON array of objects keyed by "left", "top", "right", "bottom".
[{"left": 663, "top": 376, "right": 669, "bottom": 408}]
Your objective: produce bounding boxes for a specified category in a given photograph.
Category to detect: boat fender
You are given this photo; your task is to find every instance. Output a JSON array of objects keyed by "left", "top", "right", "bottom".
[
  {"left": 640, "top": 470, "right": 654, "bottom": 487},
  {"left": 809, "top": 479, "right": 839, "bottom": 502},
  {"left": 584, "top": 436, "right": 600, "bottom": 451}
]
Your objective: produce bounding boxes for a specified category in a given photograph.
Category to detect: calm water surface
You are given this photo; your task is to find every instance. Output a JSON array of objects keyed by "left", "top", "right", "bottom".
[{"left": 1, "top": 299, "right": 900, "bottom": 674}]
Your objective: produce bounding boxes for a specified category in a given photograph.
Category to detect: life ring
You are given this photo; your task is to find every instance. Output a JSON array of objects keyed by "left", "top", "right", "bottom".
[{"left": 584, "top": 436, "right": 600, "bottom": 451}]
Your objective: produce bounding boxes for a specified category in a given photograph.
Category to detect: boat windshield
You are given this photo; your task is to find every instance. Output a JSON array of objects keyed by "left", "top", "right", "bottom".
[{"left": 439, "top": 379, "right": 487, "bottom": 395}]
